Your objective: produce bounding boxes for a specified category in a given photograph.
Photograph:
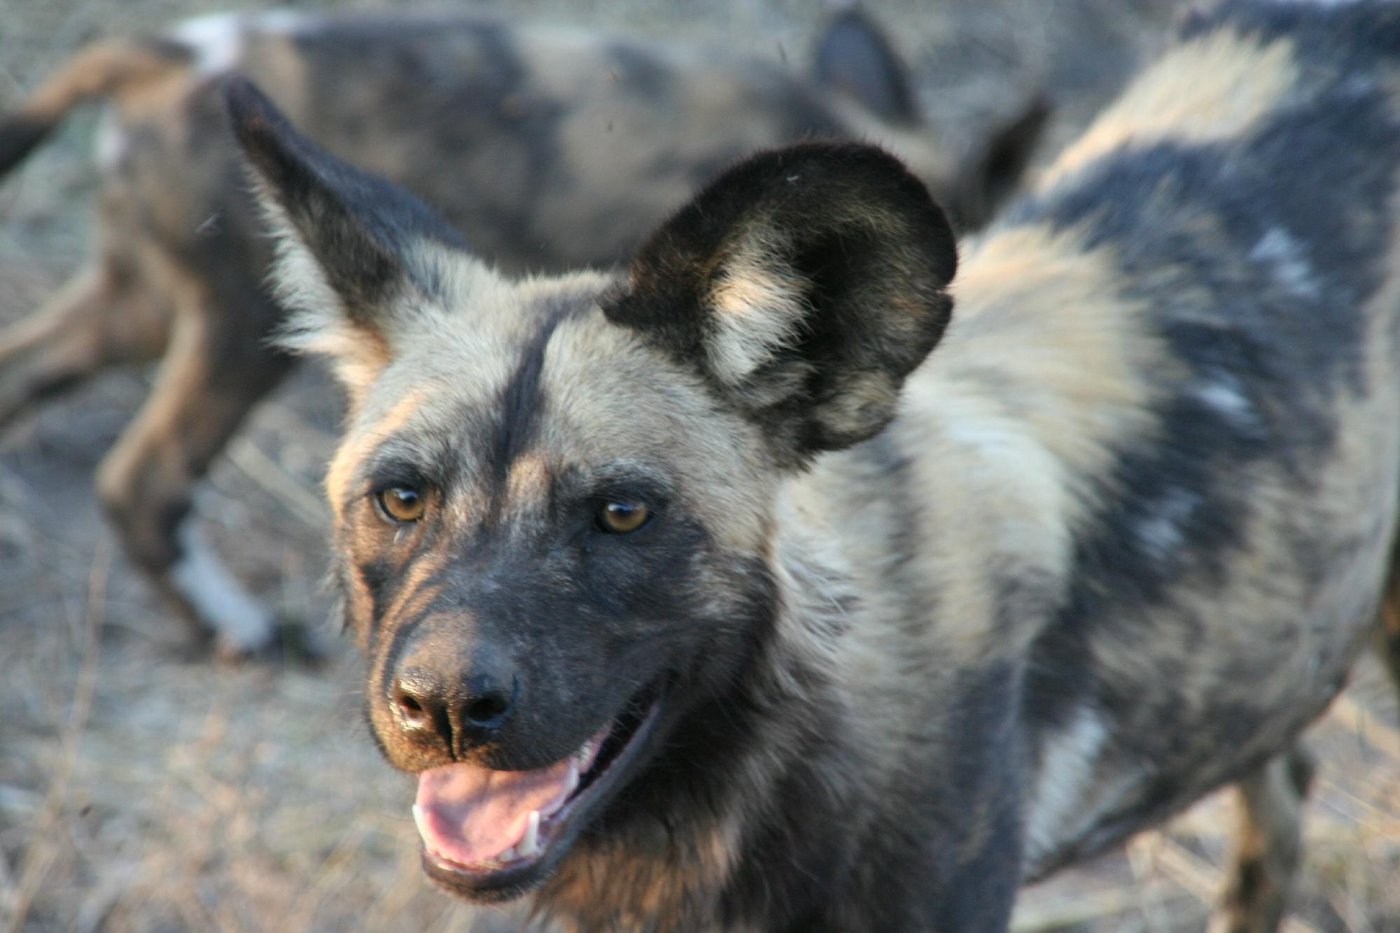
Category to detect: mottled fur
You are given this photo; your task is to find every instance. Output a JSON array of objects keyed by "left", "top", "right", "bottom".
[
  {"left": 0, "top": 7, "right": 1044, "bottom": 656},
  {"left": 231, "top": 0, "right": 1400, "bottom": 929}
]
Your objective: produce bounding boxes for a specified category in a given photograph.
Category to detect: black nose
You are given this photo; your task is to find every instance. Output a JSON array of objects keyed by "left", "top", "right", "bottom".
[{"left": 389, "top": 654, "right": 518, "bottom": 754}]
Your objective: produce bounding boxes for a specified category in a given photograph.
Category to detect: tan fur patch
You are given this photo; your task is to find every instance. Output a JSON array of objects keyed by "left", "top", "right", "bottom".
[
  {"left": 22, "top": 40, "right": 185, "bottom": 122},
  {"left": 325, "top": 386, "right": 432, "bottom": 521},
  {"left": 239, "top": 29, "right": 313, "bottom": 121},
  {"left": 932, "top": 222, "right": 1164, "bottom": 522},
  {"left": 707, "top": 248, "right": 811, "bottom": 388},
  {"left": 504, "top": 450, "right": 554, "bottom": 515},
  {"left": 1043, "top": 29, "right": 1298, "bottom": 186}
]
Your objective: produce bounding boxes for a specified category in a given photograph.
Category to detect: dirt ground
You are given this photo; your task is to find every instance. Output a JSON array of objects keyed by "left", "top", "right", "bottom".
[{"left": 0, "top": 0, "right": 1396, "bottom": 930}]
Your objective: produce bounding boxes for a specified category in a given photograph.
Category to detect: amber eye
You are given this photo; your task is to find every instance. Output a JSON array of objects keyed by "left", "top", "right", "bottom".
[
  {"left": 376, "top": 485, "right": 426, "bottom": 524},
  {"left": 597, "top": 499, "right": 650, "bottom": 534}
]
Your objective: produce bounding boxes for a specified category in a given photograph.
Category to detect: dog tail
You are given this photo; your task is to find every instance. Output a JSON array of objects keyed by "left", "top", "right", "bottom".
[{"left": 0, "top": 37, "right": 192, "bottom": 177}]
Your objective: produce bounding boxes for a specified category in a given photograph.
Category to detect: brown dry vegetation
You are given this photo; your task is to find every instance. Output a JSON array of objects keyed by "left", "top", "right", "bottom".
[{"left": 0, "top": 0, "right": 1395, "bottom": 930}]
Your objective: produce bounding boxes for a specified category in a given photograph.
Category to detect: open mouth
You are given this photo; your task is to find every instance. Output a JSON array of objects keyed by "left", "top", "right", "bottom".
[{"left": 411, "top": 684, "right": 664, "bottom": 898}]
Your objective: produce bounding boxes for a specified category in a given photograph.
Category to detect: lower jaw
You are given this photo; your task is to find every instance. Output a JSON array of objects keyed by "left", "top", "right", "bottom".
[
  {"left": 418, "top": 685, "right": 667, "bottom": 902},
  {"left": 422, "top": 849, "right": 551, "bottom": 902}
]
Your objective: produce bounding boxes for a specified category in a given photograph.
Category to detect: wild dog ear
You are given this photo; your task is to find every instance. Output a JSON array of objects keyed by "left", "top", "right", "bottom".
[
  {"left": 605, "top": 142, "right": 956, "bottom": 466},
  {"left": 812, "top": 6, "right": 920, "bottom": 126},
  {"left": 223, "top": 76, "right": 472, "bottom": 397},
  {"left": 950, "top": 96, "right": 1051, "bottom": 230}
]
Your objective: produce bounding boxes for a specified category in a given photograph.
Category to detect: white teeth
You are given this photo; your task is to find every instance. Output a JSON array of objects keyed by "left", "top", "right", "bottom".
[
  {"left": 575, "top": 730, "right": 607, "bottom": 774},
  {"left": 536, "top": 760, "right": 579, "bottom": 820},
  {"left": 519, "top": 810, "right": 541, "bottom": 858},
  {"left": 412, "top": 804, "right": 428, "bottom": 837},
  {"left": 497, "top": 810, "right": 542, "bottom": 865}
]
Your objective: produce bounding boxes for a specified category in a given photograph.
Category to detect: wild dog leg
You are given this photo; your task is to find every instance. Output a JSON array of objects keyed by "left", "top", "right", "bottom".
[
  {"left": 0, "top": 261, "right": 169, "bottom": 430},
  {"left": 1209, "top": 746, "right": 1315, "bottom": 933},
  {"left": 94, "top": 284, "right": 294, "bottom": 656},
  {"left": 1379, "top": 607, "right": 1400, "bottom": 709}
]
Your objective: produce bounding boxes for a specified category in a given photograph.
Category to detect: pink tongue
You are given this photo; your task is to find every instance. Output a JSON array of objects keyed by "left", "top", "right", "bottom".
[{"left": 414, "top": 757, "right": 576, "bottom": 866}]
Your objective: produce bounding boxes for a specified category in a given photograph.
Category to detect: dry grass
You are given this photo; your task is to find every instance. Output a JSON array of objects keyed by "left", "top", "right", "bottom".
[{"left": 0, "top": 0, "right": 1395, "bottom": 930}]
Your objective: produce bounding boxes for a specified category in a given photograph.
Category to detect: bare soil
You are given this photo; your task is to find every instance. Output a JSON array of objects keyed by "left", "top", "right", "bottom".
[{"left": 0, "top": 1, "right": 1395, "bottom": 930}]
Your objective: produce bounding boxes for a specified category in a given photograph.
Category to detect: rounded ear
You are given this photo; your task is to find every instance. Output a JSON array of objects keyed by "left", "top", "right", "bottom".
[{"left": 604, "top": 142, "right": 956, "bottom": 467}]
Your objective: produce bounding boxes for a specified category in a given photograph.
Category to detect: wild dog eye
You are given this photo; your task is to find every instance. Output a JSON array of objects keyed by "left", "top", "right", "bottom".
[
  {"left": 596, "top": 499, "right": 651, "bottom": 534},
  {"left": 376, "top": 485, "right": 426, "bottom": 524}
]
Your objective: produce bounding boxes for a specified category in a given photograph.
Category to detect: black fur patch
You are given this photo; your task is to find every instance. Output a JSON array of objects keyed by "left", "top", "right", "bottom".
[
  {"left": 930, "top": 663, "right": 1026, "bottom": 931},
  {"left": 358, "top": 557, "right": 394, "bottom": 621},
  {"left": 483, "top": 298, "right": 586, "bottom": 493},
  {"left": 0, "top": 116, "right": 58, "bottom": 177}
]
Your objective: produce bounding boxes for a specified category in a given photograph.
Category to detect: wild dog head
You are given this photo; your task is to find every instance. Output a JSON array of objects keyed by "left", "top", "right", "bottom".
[{"left": 226, "top": 76, "right": 954, "bottom": 902}]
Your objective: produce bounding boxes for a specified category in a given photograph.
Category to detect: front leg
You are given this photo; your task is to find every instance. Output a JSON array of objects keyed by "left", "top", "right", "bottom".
[{"left": 1208, "top": 745, "right": 1315, "bottom": 933}]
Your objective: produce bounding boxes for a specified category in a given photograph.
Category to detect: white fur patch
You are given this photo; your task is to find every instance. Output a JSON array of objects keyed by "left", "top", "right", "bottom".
[
  {"left": 169, "top": 9, "right": 309, "bottom": 76},
  {"left": 169, "top": 13, "right": 246, "bottom": 76},
  {"left": 94, "top": 108, "right": 126, "bottom": 172},
  {"left": 1250, "top": 227, "right": 1320, "bottom": 299},
  {"left": 169, "top": 524, "right": 273, "bottom": 650},
  {"left": 1135, "top": 487, "right": 1201, "bottom": 564},
  {"left": 256, "top": 184, "right": 391, "bottom": 394},
  {"left": 1194, "top": 377, "right": 1251, "bottom": 422},
  {"left": 706, "top": 257, "right": 809, "bottom": 387},
  {"left": 1025, "top": 706, "right": 1108, "bottom": 860}
]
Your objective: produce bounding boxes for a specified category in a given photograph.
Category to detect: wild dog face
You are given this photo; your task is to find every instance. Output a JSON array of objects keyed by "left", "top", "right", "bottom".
[{"left": 227, "top": 78, "right": 955, "bottom": 901}]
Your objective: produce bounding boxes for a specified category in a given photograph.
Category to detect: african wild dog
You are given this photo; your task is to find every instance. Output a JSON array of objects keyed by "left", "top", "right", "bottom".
[
  {"left": 226, "top": 0, "right": 1400, "bottom": 929},
  {"left": 0, "top": 8, "right": 1045, "bottom": 659}
]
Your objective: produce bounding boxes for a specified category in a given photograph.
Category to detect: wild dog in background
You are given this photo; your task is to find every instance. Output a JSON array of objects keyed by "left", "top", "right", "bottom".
[
  {"left": 230, "top": 0, "right": 1400, "bottom": 929},
  {"left": 0, "top": 8, "right": 1045, "bottom": 659}
]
